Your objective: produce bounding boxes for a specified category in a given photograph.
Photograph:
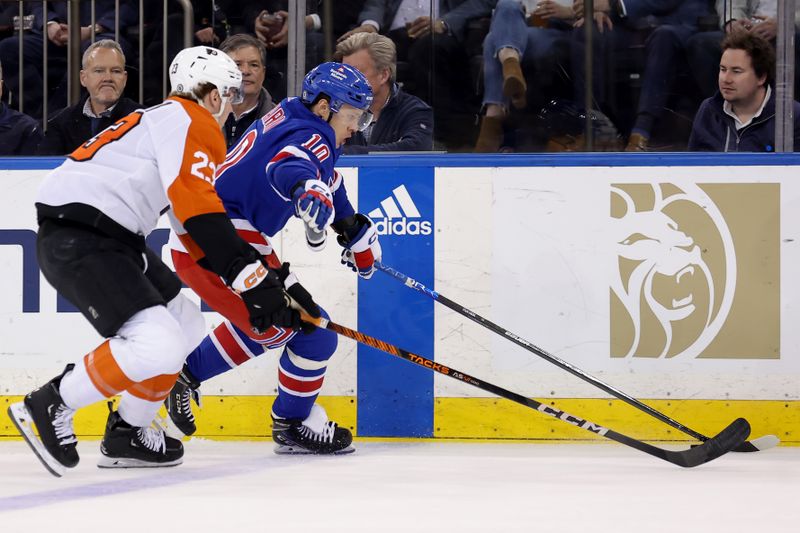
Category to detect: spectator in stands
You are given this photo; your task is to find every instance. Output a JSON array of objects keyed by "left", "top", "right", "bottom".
[
  {"left": 339, "top": 0, "right": 497, "bottom": 150},
  {"left": 38, "top": 40, "right": 139, "bottom": 155},
  {"left": 219, "top": 34, "right": 276, "bottom": 149},
  {"left": 142, "top": 0, "right": 233, "bottom": 106},
  {"left": 336, "top": 32, "right": 433, "bottom": 153},
  {"left": 0, "top": 0, "right": 135, "bottom": 119},
  {"left": 475, "top": 0, "right": 573, "bottom": 152},
  {"left": 688, "top": 31, "right": 800, "bottom": 151},
  {"left": 235, "top": 1, "right": 337, "bottom": 101},
  {"left": 0, "top": 59, "right": 42, "bottom": 155},
  {"left": 687, "top": 1, "right": 800, "bottom": 99},
  {"left": 570, "top": 0, "right": 712, "bottom": 151}
]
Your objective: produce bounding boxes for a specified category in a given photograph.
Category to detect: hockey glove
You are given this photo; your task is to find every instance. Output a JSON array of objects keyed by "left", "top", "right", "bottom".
[
  {"left": 292, "top": 179, "right": 335, "bottom": 234},
  {"left": 337, "top": 213, "right": 382, "bottom": 279},
  {"left": 276, "top": 262, "right": 321, "bottom": 334},
  {"left": 232, "top": 261, "right": 301, "bottom": 334},
  {"left": 304, "top": 223, "right": 328, "bottom": 253}
]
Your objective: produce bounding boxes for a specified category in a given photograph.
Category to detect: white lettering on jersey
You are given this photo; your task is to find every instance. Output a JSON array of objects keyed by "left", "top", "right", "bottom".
[
  {"left": 261, "top": 106, "right": 286, "bottom": 133},
  {"left": 190, "top": 151, "right": 216, "bottom": 183},
  {"left": 217, "top": 129, "right": 257, "bottom": 179},
  {"left": 301, "top": 134, "right": 330, "bottom": 162}
]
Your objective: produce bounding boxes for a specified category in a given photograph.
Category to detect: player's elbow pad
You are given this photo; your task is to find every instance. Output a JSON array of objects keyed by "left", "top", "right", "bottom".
[{"left": 183, "top": 212, "right": 260, "bottom": 284}]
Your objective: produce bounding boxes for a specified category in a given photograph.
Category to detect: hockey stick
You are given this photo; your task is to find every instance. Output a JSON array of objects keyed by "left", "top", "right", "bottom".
[
  {"left": 374, "top": 261, "right": 779, "bottom": 453},
  {"left": 297, "top": 311, "right": 748, "bottom": 467}
]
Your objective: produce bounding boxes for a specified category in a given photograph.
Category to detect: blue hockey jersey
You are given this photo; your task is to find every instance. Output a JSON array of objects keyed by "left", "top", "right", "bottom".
[{"left": 214, "top": 97, "right": 355, "bottom": 237}]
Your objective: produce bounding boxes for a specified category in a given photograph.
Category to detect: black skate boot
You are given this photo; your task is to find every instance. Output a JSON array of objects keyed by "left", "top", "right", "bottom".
[
  {"left": 98, "top": 403, "right": 184, "bottom": 468},
  {"left": 164, "top": 366, "right": 201, "bottom": 436},
  {"left": 7, "top": 364, "right": 79, "bottom": 477},
  {"left": 272, "top": 404, "right": 354, "bottom": 455}
]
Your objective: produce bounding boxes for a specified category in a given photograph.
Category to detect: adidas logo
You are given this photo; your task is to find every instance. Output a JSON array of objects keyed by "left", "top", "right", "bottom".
[{"left": 367, "top": 185, "right": 432, "bottom": 236}]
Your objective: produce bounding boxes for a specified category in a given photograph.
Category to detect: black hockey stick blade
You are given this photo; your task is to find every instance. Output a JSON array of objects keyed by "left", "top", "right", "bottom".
[
  {"left": 374, "top": 262, "right": 778, "bottom": 454},
  {"left": 696, "top": 433, "right": 778, "bottom": 453},
  {"left": 663, "top": 418, "right": 750, "bottom": 468}
]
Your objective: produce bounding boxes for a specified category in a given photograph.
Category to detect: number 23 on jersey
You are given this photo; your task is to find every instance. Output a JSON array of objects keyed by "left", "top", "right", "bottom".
[{"left": 70, "top": 112, "right": 143, "bottom": 162}]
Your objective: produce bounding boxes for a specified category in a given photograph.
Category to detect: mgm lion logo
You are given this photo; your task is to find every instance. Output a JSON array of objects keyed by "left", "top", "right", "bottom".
[{"left": 610, "top": 183, "right": 779, "bottom": 359}]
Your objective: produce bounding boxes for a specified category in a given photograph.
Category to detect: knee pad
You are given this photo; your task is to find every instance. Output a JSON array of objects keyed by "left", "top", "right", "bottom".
[
  {"left": 286, "top": 307, "right": 337, "bottom": 363},
  {"left": 166, "top": 292, "right": 207, "bottom": 351},
  {"left": 111, "top": 305, "right": 189, "bottom": 381}
]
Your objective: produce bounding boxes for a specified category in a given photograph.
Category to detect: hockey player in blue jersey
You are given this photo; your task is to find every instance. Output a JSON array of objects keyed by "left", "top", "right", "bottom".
[{"left": 166, "top": 62, "right": 380, "bottom": 454}]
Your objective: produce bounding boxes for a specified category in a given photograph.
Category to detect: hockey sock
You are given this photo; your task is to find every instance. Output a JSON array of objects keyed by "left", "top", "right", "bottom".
[
  {"left": 60, "top": 340, "right": 134, "bottom": 409},
  {"left": 271, "top": 347, "right": 328, "bottom": 420},
  {"left": 118, "top": 374, "right": 177, "bottom": 427},
  {"left": 185, "top": 321, "right": 266, "bottom": 382}
]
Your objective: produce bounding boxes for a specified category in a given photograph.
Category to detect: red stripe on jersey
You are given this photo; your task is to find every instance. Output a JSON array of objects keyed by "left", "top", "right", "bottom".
[
  {"left": 262, "top": 329, "right": 293, "bottom": 349},
  {"left": 278, "top": 369, "right": 325, "bottom": 394},
  {"left": 213, "top": 323, "right": 252, "bottom": 366},
  {"left": 236, "top": 228, "right": 269, "bottom": 247},
  {"left": 269, "top": 150, "right": 295, "bottom": 164}
]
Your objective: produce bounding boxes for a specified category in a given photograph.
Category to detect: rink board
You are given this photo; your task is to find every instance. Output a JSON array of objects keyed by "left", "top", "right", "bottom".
[{"left": 1, "top": 154, "right": 799, "bottom": 442}]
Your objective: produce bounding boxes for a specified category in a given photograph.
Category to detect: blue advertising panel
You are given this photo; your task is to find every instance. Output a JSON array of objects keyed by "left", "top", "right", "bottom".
[{"left": 357, "top": 165, "right": 435, "bottom": 437}]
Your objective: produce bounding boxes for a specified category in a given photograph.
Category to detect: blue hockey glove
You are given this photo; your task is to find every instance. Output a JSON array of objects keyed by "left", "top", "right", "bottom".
[{"left": 292, "top": 179, "right": 334, "bottom": 234}]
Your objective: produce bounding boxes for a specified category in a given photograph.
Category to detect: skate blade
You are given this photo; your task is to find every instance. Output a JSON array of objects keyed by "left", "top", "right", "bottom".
[
  {"left": 273, "top": 444, "right": 355, "bottom": 455},
  {"left": 7, "top": 402, "right": 68, "bottom": 478},
  {"left": 97, "top": 455, "right": 183, "bottom": 469}
]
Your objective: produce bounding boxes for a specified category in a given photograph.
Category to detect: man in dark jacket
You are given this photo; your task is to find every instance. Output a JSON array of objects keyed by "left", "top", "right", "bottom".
[
  {"left": 0, "top": 0, "right": 135, "bottom": 118},
  {"left": 0, "top": 60, "right": 42, "bottom": 155},
  {"left": 220, "top": 34, "right": 275, "bottom": 149},
  {"left": 689, "top": 31, "right": 800, "bottom": 152},
  {"left": 38, "top": 39, "right": 138, "bottom": 155},
  {"left": 337, "top": 32, "right": 432, "bottom": 153},
  {"left": 339, "top": 0, "right": 497, "bottom": 149}
]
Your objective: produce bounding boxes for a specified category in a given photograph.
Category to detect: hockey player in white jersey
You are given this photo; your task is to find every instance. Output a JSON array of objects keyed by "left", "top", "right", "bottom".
[{"left": 7, "top": 46, "right": 305, "bottom": 477}]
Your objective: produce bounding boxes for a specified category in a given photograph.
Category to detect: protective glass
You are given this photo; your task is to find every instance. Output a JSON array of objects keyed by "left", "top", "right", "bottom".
[
  {"left": 225, "top": 82, "right": 245, "bottom": 105},
  {"left": 337, "top": 107, "right": 374, "bottom": 132},
  {"left": 357, "top": 109, "right": 374, "bottom": 132}
]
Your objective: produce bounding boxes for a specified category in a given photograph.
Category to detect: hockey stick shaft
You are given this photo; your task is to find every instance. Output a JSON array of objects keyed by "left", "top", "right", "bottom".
[
  {"left": 298, "top": 311, "right": 748, "bottom": 467},
  {"left": 374, "top": 262, "right": 769, "bottom": 452}
]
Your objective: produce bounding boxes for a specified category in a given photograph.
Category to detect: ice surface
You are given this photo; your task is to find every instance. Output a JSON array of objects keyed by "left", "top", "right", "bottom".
[{"left": 0, "top": 439, "right": 797, "bottom": 532}]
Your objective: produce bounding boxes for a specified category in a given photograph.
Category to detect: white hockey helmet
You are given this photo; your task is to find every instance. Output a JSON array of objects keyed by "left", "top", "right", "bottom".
[{"left": 169, "top": 46, "right": 244, "bottom": 105}]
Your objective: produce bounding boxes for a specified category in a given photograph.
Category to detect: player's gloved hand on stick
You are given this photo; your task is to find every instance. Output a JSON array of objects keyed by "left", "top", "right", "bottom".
[
  {"left": 276, "top": 262, "right": 321, "bottom": 333},
  {"left": 292, "top": 179, "right": 334, "bottom": 233},
  {"left": 337, "top": 213, "right": 381, "bottom": 279},
  {"left": 231, "top": 260, "right": 301, "bottom": 334}
]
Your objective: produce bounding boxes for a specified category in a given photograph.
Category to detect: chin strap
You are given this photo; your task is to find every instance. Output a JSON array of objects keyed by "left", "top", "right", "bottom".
[
  {"left": 199, "top": 94, "right": 230, "bottom": 121},
  {"left": 211, "top": 95, "right": 230, "bottom": 121}
]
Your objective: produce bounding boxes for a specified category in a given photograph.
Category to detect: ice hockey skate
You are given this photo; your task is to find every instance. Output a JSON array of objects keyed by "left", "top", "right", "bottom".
[
  {"left": 272, "top": 404, "right": 354, "bottom": 455},
  {"left": 164, "top": 367, "right": 201, "bottom": 436},
  {"left": 98, "top": 403, "right": 184, "bottom": 468},
  {"left": 7, "top": 364, "right": 79, "bottom": 477}
]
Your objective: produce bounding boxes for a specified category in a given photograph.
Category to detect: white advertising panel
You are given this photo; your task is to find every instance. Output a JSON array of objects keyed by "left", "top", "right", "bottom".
[{"left": 435, "top": 166, "right": 800, "bottom": 400}]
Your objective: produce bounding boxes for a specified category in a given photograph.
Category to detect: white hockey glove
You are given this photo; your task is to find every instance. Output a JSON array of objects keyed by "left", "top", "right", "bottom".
[
  {"left": 292, "top": 179, "right": 335, "bottom": 234},
  {"left": 337, "top": 213, "right": 382, "bottom": 279}
]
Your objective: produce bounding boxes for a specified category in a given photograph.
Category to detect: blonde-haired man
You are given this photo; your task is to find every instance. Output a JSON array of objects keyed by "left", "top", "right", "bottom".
[
  {"left": 336, "top": 32, "right": 432, "bottom": 153},
  {"left": 38, "top": 39, "right": 138, "bottom": 155}
]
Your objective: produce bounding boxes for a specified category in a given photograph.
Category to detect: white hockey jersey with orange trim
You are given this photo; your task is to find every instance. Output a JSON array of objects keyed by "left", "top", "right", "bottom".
[{"left": 36, "top": 97, "right": 228, "bottom": 237}]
